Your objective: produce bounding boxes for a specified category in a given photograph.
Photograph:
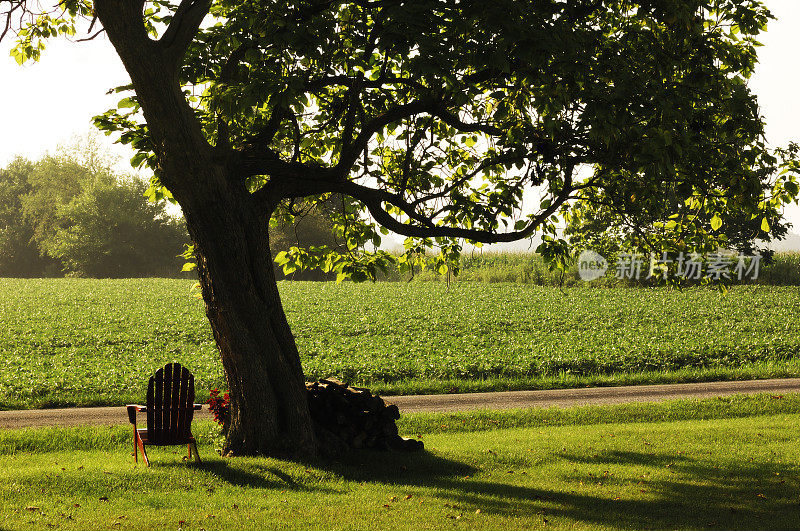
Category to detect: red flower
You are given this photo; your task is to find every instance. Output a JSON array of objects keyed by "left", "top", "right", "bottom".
[{"left": 206, "top": 389, "right": 230, "bottom": 426}]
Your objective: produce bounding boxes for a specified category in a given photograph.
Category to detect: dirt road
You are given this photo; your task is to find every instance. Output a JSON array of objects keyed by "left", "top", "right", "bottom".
[{"left": 2, "top": 378, "right": 799, "bottom": 429}]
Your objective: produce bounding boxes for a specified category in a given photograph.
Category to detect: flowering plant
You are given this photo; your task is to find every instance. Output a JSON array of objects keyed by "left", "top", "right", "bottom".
[{"left": 207, "top": 389, "right": 230, "bottom": 428}]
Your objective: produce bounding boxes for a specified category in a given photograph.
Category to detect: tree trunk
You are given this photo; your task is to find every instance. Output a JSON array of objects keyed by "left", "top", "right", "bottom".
[
  {"left": 94, "top": 1, "right": 318, "bottom": 458},
  {"left": 186, "top": 191, "right": 318, "bottom": 457}
]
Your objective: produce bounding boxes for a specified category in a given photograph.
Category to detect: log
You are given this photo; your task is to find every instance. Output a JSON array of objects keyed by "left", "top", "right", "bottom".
[{"left": 305, "top": 378, "right": 423, "bottom": 453}]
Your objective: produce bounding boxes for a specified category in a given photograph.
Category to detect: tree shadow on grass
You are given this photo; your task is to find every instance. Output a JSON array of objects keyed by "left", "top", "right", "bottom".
[
  {"left": 139, "top": 442, "right": 799, "bottom": 528},
  {"left": 306, "top": 447, "right": 800, "bottom": 529},
  {"left": 550, "top": 448, "right": 800, "bottom": 528},
  {"left": 159, "top": 460, "right": 341, "bottom": 494}
]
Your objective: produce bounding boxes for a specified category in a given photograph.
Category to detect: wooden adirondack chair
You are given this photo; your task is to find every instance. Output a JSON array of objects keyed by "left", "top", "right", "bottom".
[{"left": 126, "top": 362, "right": 203, "bottom": 466}]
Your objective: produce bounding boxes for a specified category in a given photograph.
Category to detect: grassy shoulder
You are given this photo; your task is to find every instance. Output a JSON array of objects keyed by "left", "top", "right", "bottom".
[
  {"left": 1, "top": 394, "right": 799, "bottom": 529},
  {"left": 371, "top": 362, "right": 800, "bottom": 396}
]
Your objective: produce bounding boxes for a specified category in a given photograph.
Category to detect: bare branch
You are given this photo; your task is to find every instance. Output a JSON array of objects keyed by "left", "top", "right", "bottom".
[{"left": 76, "top": 28, "right": 105, "bottom": 42}]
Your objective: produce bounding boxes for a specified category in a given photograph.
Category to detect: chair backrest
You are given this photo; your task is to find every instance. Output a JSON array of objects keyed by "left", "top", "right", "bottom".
[{"left": 146, "top": 362, "right": 196, "bottom": 444}]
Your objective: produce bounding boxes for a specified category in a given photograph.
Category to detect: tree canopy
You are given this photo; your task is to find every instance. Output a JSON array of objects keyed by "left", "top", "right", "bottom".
[
  {"left": 2, "top": 0, "right": 798, "bottom": 456},
  {"left": 96, "top": 0, "right": 798, "bottom": 272}
]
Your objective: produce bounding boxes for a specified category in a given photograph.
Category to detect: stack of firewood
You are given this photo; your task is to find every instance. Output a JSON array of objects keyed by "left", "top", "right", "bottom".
[{"left": 306, "top": 378, "right": 423, "bottom": 452}]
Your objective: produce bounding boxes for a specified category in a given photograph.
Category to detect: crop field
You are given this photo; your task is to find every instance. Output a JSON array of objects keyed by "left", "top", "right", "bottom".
[{"left": 1, "top": 278, "right": 800, "bottom": 409}]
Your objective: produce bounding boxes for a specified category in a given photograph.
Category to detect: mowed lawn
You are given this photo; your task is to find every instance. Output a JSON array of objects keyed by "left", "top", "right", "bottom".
[
  {"left": 1, "top": 397, "right": 799, "bottom": 529},
  {"left": 1, "top": 278, "right": 800, "bottom": 408}
]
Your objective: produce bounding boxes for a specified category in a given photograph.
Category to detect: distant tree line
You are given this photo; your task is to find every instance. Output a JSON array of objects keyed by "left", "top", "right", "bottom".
[
  {"left": 0, "top": 138, "right": 349, "bottom": 279},
  {"left": 0, "top": 145, "right": 188, "bottom": 278}
]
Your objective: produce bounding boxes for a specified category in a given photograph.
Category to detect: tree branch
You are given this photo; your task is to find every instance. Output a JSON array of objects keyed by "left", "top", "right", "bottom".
[
  {"left": 336, "top": 98, "right": 437, "bottom": 175},
  {"left": 335, "top": 98, "right": 504, "bottom": 177},
  {"left": 94, "top": 0, "right": 151, "bottom": 53},
  {"left": 160, "top": 0, "right": 210, "bottom": 64},
  {"left": 337, "top": 180, "right": 570, "bottom": 243},
  {"left": 250, "top": 156, "right": 575, "bottom": 244}
]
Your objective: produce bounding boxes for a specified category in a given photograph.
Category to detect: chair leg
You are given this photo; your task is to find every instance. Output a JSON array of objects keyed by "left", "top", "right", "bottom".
[
  {"left": 133, "top": 428, "right": 138, "bottom": 464},
  {"left": 136, "top": 434, "right": 150, "bottom": 467},
  {"left": 190, "top": 441, "right": 201, "bottom": 463}
]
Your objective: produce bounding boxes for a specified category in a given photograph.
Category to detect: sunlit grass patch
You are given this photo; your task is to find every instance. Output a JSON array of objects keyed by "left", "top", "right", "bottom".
[{"left": 1, "top": 397, "right": 799, "bottom": 529}]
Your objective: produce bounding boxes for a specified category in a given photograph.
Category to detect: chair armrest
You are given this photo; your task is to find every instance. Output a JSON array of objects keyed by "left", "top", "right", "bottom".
[
  {"left": 126, "top": 404, "right": 146, "bottom": 425},
  {"left": 193, "top": 404, "right": 203, "bottom": 410}
]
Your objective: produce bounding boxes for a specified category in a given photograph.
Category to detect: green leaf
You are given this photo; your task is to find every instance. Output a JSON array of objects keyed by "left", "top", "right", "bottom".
[
  {"left": 710, "top": 214, "right": 722, "bottom": 232},
  {"left": 181, "top": 262, "right": 196, "bottom": 272},
  {"left": 117, "top": 97, "right": 137, "bottom": 109},
  {"left": 761, "top": 217, "right": 770, "bottom": 233}
]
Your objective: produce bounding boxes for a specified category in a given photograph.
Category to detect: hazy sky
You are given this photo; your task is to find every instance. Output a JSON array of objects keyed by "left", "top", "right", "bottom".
[{"left": 1, "top": 1, "right": 798, "bottom": 236}]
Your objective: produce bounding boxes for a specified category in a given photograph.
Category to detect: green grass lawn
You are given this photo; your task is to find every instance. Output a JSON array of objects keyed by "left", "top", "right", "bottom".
[
  {"left": 2, "top": 278, "right": 800, "bottom": 408},
  {"left": 1, "top": 395, "right": 799, "bottom": 529}
]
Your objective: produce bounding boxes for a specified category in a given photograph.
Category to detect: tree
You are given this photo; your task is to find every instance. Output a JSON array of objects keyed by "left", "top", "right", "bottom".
[
  {"left": 42, "top": 177, "right": 188, "bottom": 277},
  {"left": 1, "top": 144, "right": 188, "bottom": 278},
  {"left": 3, "top": 0, "right": 798, "bottom": 457},
  {"left": 20, "top": 155, "right": 95, "bottom": 251},
  {"left": 564, "top": 167, "right": 795, "bottom": 267},
  {"left": 0, "top": 157, "right": 58, "bottom": 276}
]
